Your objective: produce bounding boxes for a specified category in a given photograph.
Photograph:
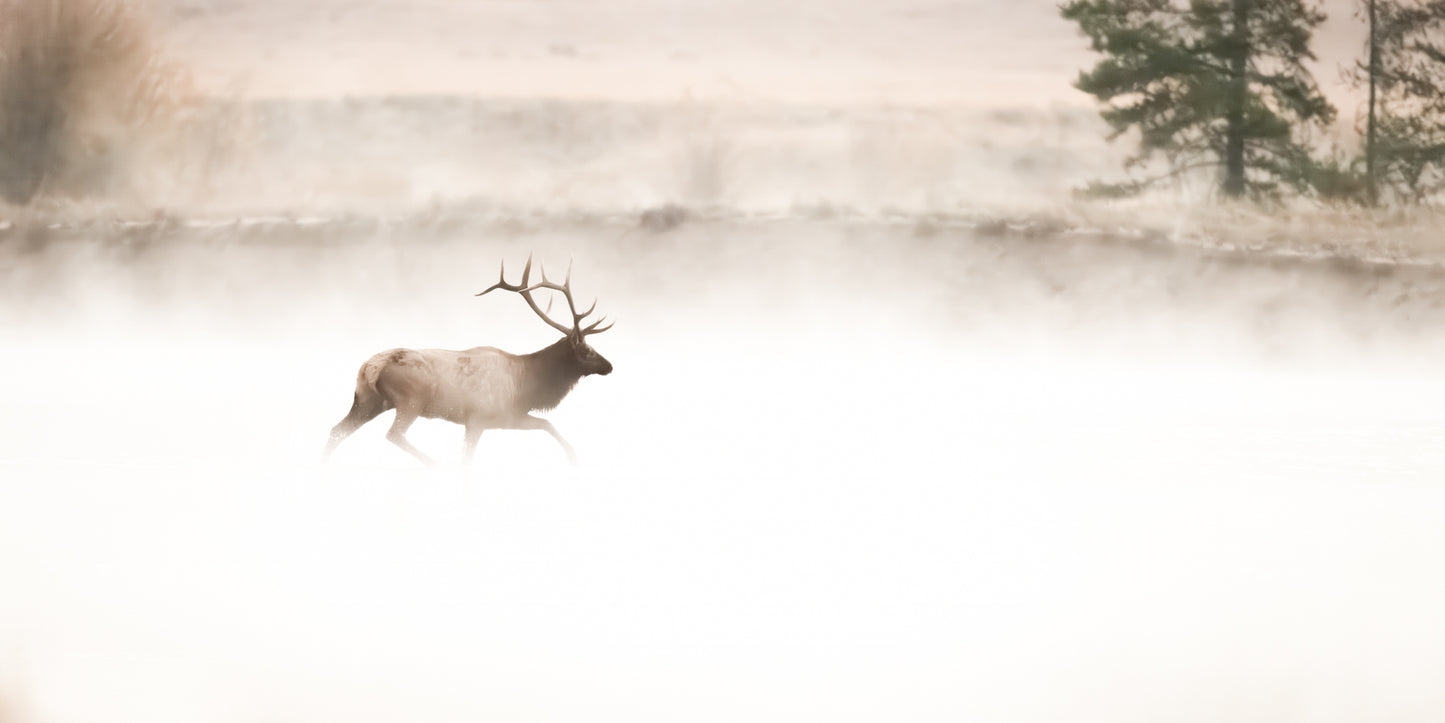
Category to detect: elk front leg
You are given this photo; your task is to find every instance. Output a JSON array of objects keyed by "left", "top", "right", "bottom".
[
  {"left": 462, "top": 424, "right": 484, "bottom": 465},
  {"left": 512, "top": 414, "right": 578, "bottom": 465}
]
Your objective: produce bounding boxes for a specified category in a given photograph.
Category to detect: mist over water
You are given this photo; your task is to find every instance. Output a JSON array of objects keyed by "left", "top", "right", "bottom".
[
  {"left": 4, "top": 1, "right": 1445, "bottom": 722},
  {"left": 5, "top": 215, "right": 1445, "bottom": 723}
]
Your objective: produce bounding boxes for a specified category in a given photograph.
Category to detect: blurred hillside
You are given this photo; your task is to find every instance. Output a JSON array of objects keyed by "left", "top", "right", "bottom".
[
  {"left": 149, "top": 0, "right": 1091, "bottom": 105},
  {"left": 190, "top": 97, "right": 1115, "bottom": 216}
]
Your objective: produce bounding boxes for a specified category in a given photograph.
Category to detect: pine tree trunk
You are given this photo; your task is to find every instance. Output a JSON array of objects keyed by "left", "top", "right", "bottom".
[
  {"left": 1223, "top": 0, "right": 1251, "bottom": 197},
  {"left": 1366, "top": 0, "right": 1379, "bottom": 205}
]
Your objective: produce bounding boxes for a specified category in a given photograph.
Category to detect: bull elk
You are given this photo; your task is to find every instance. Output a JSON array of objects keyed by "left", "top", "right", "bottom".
[{"left": 324, "top": 256, "right": 613, "bottom": 465}]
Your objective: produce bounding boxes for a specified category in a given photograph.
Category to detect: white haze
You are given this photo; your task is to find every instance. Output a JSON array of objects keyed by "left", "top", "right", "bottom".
[
  {"left": 6, "top": 221, "right": 1445, "bottom": 723},
  {"left": 5, "top": 2, "right": 1445, "bottom": 723}
]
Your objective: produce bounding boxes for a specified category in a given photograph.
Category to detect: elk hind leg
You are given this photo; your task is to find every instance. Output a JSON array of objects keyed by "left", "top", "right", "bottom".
[
  {"left": 324, "top": 392, "right": 389, "bottom": 458},
  {"left": 385, "top": 407, "right": 434, "bottom": 466}
]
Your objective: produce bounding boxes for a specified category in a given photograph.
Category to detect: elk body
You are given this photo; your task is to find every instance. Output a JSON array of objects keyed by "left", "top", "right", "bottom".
[{"left": 324, "top": 257, "right": 613, "bottom": 465}]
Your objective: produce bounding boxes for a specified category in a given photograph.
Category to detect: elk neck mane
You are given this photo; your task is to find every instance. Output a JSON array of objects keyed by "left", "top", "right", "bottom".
[{"left": 517, "top": 337, "right": 584, "bottom": 412}]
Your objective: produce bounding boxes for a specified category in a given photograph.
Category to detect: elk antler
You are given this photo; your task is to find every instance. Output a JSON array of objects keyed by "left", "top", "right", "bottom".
[{"left": 476, "top": 255, "right": 613, "bottom": 337}]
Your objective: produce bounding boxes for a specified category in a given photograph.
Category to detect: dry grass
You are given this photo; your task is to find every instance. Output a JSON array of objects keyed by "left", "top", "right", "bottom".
[{"left": 1060, "top": 195, "right": 1445, "bottom": 265}]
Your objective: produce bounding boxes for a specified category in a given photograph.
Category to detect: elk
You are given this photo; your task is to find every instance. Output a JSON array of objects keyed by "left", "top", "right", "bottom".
[{"left": 324, "top": 256, "right": 613, "bottom": 465}]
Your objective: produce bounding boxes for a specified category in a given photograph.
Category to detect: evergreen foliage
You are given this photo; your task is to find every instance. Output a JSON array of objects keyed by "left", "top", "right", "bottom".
[
  {"left": 1062, "top": 0, "right": 1336, "bottom": 198},
  {"left": 1352, "top": 0, "right": 1445, "bottom": 202}
]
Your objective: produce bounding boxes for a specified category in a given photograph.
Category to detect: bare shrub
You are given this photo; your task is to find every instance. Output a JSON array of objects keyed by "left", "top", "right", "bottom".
[{"left": 0, "top": 0, "right": 194, "bottom": 204}]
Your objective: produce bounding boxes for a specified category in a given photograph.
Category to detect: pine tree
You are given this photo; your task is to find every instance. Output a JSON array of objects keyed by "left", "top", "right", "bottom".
[
  {"left": 1352, "top": 0, "right": 1445, "bottom": 202},
  {"left": 1061, "top": 0, "right": 1336, "bottom": 198}
]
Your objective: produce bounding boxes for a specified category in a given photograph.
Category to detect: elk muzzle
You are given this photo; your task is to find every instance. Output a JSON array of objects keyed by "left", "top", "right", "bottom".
[{"left": 592, "top": 355, "right": 614, "bottom": 376}]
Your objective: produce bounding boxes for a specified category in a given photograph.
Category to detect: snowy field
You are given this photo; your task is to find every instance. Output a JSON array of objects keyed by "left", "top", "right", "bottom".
[{"left": 5, "top": 218, "right": 1445, "bottom": 722}]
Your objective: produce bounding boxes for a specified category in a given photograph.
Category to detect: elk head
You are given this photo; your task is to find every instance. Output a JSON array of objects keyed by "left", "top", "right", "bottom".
[{"left": 477, "top": 254, "right": 614, "bottom": 377}]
